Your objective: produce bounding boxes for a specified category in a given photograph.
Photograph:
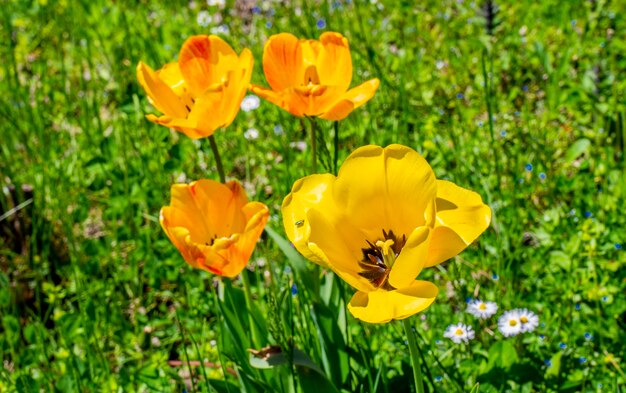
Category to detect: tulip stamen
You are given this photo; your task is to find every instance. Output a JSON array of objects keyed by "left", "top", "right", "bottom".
[{"left": 358, "top": 230, "right": 406, "bottom": 290}]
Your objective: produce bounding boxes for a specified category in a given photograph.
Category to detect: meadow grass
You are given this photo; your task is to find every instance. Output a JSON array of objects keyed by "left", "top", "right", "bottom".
[{"left": 1, "top": 0, "right": 626, "bottom": 391}]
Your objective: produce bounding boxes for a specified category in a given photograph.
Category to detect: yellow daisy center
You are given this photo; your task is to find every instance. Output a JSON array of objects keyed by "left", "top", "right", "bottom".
[
  {"left": 455, "top": 328, "right": 463, "bottom": 336},
  {"left": 479, "top": 303, "right": 487, "bottom": 310},
  {"left": 509, "top": 319, "right": 518, "bottom": 327},
  {"left": 520, "top": 316, "right": 528, "bottom": 323}
]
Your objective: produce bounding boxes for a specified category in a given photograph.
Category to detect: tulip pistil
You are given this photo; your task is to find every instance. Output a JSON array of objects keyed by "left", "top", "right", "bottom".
[{"left": 358, "top": 230, "right": 406, "bottom": 290}]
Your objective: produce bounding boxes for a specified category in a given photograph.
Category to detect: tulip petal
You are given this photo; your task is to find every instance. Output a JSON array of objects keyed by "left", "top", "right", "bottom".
[
  {"left": 424, "top": 180, "right": 491, "bottom": 267},
  {"left": 179, "top": 35, "right": 238, "bottom": 97},
  {"left": 333, "top": 144, "right": 437, "bottom": 241},
  {"left": 347, "top": 280, "right": 438, "bottom": 323},
  {"left": 387, "top": 226, "right": 430, "bottom": 289},
  {"left": 316, "top": 32, "right": 352, "bottom": 90},
  {"left": 306, "top": 208, "right": 376, "bottom": 293},
  {"left": 217, "top": 201, "right": 269, "bottom": 277},
  {"left": 282, "top": 174, "right": 337, "bottom": 268},
  {"left": 250, "top": 85, "right": 291, "bottom": 113},
  {"left": 319, "top": 78, "right": 380, "bottom": 121},
  {"left": 137, "top": 61, "right": 189, "bottom": 118},
  {"left": 155, "top": 62, "right": 187, "bottom": 96},
  {"left": 262, "top": 33, "right": 304, "bottom": 91}
]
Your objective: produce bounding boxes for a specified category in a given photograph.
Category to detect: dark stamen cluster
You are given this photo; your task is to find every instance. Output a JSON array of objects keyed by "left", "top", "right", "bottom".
[{"left": 358, "top": 230, "right": 406, "bottom": 290}]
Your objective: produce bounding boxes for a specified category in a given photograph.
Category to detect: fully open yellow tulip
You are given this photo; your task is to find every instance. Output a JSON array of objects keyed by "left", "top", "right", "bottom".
[
  {"left": 251, "top": 32, "right": 379, "bottom": 121},
  {"left": 160, "top": 180, "right": 269, "bottom": 278},
  {"left": 137, "top": 35, "right": 253, "bottom": 139},
  {"left": 282, "top": 145, "right": 491, "bottom": 323}
]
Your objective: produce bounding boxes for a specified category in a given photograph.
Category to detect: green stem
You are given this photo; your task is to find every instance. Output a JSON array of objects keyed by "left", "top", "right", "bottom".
[
  {"left": 403, "top": 318, "right": 425, "bottom": 393},
  {"left": 333, "top": 121, "right": 339, "bottom": 175},
  {"left": 309, "top": 117, "right": 318, "bottom": 172},
  {"left": 481, "top": 48, "right": 501, "bottom": 193},
  {"left": 241, "top": 271, "right": 261, "bottom": 348},
  {"left": 208, "top": 134, "right": 226, "bottom": 183}
]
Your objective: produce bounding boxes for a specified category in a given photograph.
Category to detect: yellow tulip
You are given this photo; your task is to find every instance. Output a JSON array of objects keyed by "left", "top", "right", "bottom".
[
  {"left": 282, "top": 145, "right": 491, "bottom": 323},
  {"left": 137, "top": 35, "right": 253, "bottom": 139},
  {"left": 251, "top": 32, "right": 379, "bottom": 121},
  {"left": 160, "top": 180, "right": 269, "bottom": 278}
]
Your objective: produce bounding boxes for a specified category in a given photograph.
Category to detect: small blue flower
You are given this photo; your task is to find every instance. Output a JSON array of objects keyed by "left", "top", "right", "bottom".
[
  {"left": 316, "top": 18, "right": 326, "bottom": 29},
  {"left": 615, "top": 243, "right": 622, "bottom": 250},
  {"left": 544, "top": 359, "right": 552, "bottom": 366},
  {"left": 436, "top": 339, "right": 442, "bottom": 345},
  {"left": 584, "top": 211, "right": 592, "bottom": 218},
  {"left": 514, "top": 111, "right": 521, "bottom": 116},
  {"left": 456, "top": 93, "right": 464, "bottom": 99},
  {"left": 569, "top": 209, "right": 576, "bottom": 216},
  {"left": 265, "top": 21, "right": 272, "bottom": 28},
  {"left": 438, "top": 108, "right": 445, "bottom": 115},
  {"left": 291, "top": 284, "right": 297, "bottom": 296},
  {"left": 584, "top": 332, "right": 593, "bottom": 341},
  {"left": 284, "top": 266, "right": 292, "bottom": 274},
  {"left": 575, "top": 304, "right": 581, "bottom": 311},
  {"left": 477, "top": 121, "right": 484, "bottom": 127},
  {"left": 571, "top": 20, "right": 577, "bottom": 27},
  {"left": 598, "top": 383, "right": 603, "bottom": 388},
  {"left": 559, "top": 342, "right": 567, "bottom": 349},
  {"left": 492, "top": 273, "right": 499, "bottom": 280},
  {"left": 601, "top": 296, "right": 608, "bottom": 302},
  {"left": 579, "top": 357, "right": 587, "bottom": 364},
  {"left": 465, "top": 297, "right": 473, "bottom": 303},
  {"left": 273, "top": 125, "right": 284, "bottom": 135},
  {"left": 500, "top": 130, "right": 507, "bottom": 137},
  {"left": 539, "top": 172, "right": 546, "bottom": 180},
  {"left": 252, "top": 5, "right": 261, "bottom": 14},
  {"left": 435, "top": 376, "right": 443, "bottom": 382},
  {"left": 525, "top": 163, "right": 533, "bottom": 172},
  {"left": 539, "top": 334, "right": 545, "bottom": 340},
  {"left": 522, "top": 85, "right": 529, "bottom": 92}
]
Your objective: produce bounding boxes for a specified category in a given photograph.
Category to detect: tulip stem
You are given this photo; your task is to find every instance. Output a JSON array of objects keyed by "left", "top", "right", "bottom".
[
  {"left": 241, "top": 270, "right": 262, "bottom": 348},
  {"left": 208, "top": 134, "right": 226, "bottom": 183},
  {"left": 309, "top": 117, "right": 318, "bottom": 172},
  {"left": 403, "top": 318, "right": 425, "bottom": 393}
]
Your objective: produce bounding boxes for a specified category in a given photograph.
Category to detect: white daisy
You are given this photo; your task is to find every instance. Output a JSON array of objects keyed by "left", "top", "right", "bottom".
[
  {"left": 243, "top": 128, "right": 259, "bottom": 140},
  {"left": 516, "top": 308, "right": 539, "bottom": 333},
  {"left": 240, "top": 95, "right": 260, "bottom": 112},
  {"left": 444, "top": 323, "right": 475, "bottom": 344},
  {"left": 207, "top": 0, "right": 225, "bottom": 7},
  {"left": 498, "top": 310, "right": 523, "bottom": 337},
  {"left": 466, "top": 299, "right": 498, "bottom": 319},
  {"left": 196, "top": 10, "right": 212, "bottom": 27}
]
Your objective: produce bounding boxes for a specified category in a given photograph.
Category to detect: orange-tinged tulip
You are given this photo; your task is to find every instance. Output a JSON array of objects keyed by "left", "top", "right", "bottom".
[
  {"left": 160, "top": 180, "right": 269, "bottom": 277},
  {"left": 282, "top": 145, "right": 491, "bottom": 323},
  {"left": 251, "top": 32, "right": 379, "bottom": 121},
  {"left": 137, "top": 35, "right": 253, "bottom": 139}
]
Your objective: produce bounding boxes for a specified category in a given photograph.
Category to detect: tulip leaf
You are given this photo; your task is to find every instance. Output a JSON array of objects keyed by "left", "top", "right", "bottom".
[
  {"left": 249, "top": 347, "right": 339, "bottom": 393},
  {"left": 563, "top": 138, "right": 590, "bottom": 164},
  {"left": 265, "top": 226, "right": 319, "bottom": 298}
]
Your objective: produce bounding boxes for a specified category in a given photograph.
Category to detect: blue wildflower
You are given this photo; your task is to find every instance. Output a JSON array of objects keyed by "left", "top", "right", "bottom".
[
  {"left": 559, "top": 343, "right": 567, "bottom": 349},
  {"left": 316, "top": 18, "right": 326, "bottom": 29},
  {"left": 615, "top": 243, "right": 622, "bottom": 250},
  {"left": 584, "top": 332, "right": 593, "bottom": 341},
  {"left": 575, "top": 304, "right": 581, "bottom": 311},
  {"left": 456, "top": 93, "right": 464, "bottom": 99},
  {"left": 500, "top": 130, "right": 507, "bottom": 137},
  {"left": 544, "top": 359, "right": 552, "bottom": 366},
  {"left": 584, "top": 211, "right": 592, "bottom": 218},
  {"left": 539, "top": 172, "right": 546, "bottom": 180},
  {"left": 525, "top": 163, "right": 533, "bottom": 172},
  {"left": 435, "top": 376, "right": 443, "bottom": 382},
  {"left": 252, "top": 6, "right": 261, "bottom": 14},
  {"left": 579, "top": 357, "right": 587, "bottom": 364},
  {"left": 291, "top": 284, "right": 297, "bottom": 296}
]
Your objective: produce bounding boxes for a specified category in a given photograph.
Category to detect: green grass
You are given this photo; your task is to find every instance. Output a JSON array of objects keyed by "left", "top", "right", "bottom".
[{"left": 1, "top": 0, "right": 626, "bottom": 391}]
